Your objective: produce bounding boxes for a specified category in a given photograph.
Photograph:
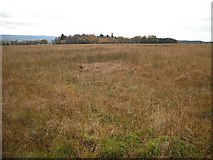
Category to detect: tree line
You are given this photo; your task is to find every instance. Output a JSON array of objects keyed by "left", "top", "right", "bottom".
[
  {"left": 1, "top": 34, "right": 178, "bottom": 45},
  {"left": 54, "top": 33, "right": 177, "bottom": 44},
  {"left": 1, "top": 39, "right": 48, "bottom": 45}
]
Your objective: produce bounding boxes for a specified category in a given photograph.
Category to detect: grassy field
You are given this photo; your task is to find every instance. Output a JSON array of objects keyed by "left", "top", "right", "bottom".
[{"left": 2, "top": 44, "right": 211, "bottom": 158}]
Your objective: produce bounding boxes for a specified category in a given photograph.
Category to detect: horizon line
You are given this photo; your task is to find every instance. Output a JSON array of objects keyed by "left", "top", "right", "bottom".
[{"left": 0, "top": 34, "right": 209, "bottom": 42}]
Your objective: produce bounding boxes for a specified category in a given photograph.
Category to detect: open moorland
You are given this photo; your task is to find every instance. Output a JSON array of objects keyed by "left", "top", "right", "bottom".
[{"left": 2, "top": 44, "right": 211, "bottom": 158}]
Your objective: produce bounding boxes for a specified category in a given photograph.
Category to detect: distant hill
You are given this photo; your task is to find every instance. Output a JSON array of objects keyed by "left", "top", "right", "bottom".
[{"left": 1, "top": 34, "right": 56, "bottom": 42}]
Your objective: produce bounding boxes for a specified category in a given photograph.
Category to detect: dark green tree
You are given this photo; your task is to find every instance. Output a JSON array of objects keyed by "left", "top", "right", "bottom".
[{"left": 60, "top": 34, "right": 67, "bottom": 41}]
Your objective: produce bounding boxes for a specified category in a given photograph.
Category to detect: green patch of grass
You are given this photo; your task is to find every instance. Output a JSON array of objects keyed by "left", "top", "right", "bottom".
[
  {"left": 98, "top": 132, "right": 202, "bottom": 158},
  {"left": 53, "top": 145, "right": 76, "bottom": 158},
  {"left": 141, "top": 136, "right": 202, "bottom": 158},
  {"left": 99, "top": 133, "right": 143, "bottom": 158},
  {"left": 100, "top": 138, "right": 127, "bottom": 158},
  {"left": 171, "top": 136, "right": 202, "bottom": 158}
]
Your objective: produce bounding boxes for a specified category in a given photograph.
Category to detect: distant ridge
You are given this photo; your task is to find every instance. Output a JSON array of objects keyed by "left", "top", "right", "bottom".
[{"left": 1, "top": 34, "right": 56, "bottom": 42}]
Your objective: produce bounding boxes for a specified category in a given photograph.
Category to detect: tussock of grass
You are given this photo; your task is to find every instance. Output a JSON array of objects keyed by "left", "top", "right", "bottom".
[{"left": 2, "top": 44, "right": 211, "bottom": 158}]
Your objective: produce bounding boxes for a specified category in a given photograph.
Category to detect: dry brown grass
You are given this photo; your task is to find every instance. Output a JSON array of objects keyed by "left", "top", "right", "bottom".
[{"left": 2, "top": 44, "right": 211, "bottom": 158}]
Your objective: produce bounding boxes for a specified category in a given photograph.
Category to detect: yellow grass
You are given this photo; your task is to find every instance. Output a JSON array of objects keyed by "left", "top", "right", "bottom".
[{"left": 2, "top": 44, "right": 211, "bottom": 158}]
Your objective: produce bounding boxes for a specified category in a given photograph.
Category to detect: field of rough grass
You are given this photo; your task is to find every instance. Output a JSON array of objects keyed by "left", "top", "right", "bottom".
[{"left": 2, "top": 44, "right": 211, "bottom": 158}]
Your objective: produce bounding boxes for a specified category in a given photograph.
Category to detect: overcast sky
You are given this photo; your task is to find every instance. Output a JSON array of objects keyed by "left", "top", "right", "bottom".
[{"left": 0, "top": 0, "right": 211, "bottom": 41}]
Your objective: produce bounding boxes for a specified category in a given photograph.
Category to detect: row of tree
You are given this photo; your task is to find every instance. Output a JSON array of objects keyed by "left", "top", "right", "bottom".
[
  {"left": 1, "top": 34, "right": 178, "bottom": 45},
  {"left": 54, "top": 34, "right": 177, "bottom": 44},
  {"left": 2, "top": 39, "right": 48, "bottom": 45}
]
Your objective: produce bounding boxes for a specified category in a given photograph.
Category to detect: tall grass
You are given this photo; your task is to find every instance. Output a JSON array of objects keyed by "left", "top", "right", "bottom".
[{"left": 2, "top": 44, "right": 211, "bottom": 158}]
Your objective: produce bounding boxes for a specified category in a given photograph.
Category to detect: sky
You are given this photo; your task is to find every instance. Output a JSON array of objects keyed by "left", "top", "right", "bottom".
[{"left": 0, "top": 0, "right": 211, "bottom": 41}]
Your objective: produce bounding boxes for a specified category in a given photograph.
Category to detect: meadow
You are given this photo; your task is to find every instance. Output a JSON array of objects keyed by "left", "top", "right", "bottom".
[{"left": 2, "top": 44, "right": 211, "bottom": 158}]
